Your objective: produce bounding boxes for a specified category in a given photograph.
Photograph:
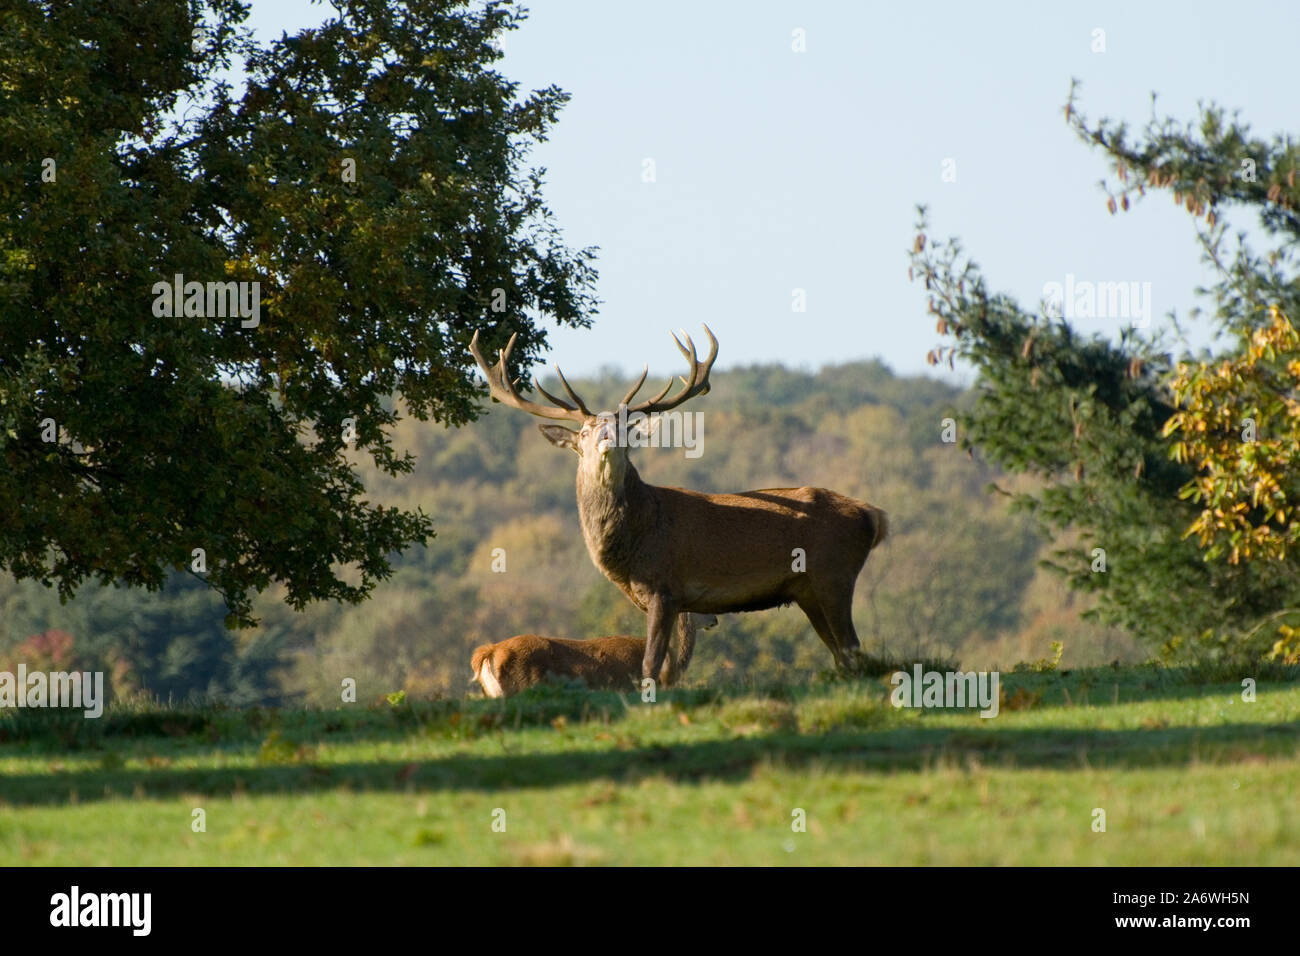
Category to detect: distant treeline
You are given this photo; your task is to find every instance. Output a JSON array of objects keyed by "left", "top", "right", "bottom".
[{"left": 0, "top": 360, "right": 1136, "bottom": 706}]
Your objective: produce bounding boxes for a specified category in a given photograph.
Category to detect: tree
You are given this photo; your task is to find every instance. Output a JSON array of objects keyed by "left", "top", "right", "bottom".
[
  {"left": 0, "top": 572, "right": 287, "bottom": 704},
  {"left": 0, "top": 0, "right": 597, "bottom": 626},
  {"left": 909, "top": 80, "right": 1300, "bottom": 664},
  {"left": 1165, "top": 306, "right": 1300, "bottom": 661},
  {"left": 1165, "top": 306, "right": 1300, "bottom": 565}
]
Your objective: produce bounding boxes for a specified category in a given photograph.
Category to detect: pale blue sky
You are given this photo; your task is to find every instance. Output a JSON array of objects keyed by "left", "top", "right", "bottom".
[{"left": 246, "top": 0, "right": 1297, "bottom": 379}]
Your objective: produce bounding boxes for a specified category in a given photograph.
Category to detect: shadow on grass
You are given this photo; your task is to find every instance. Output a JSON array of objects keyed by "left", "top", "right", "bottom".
[
  {"left": 1, "top": 665, "right": 1294, "bottom": 753},
  {"left": 2, "top": 718, "right": 1297, "bottom": 807},
  {"left": 0, "top": 668, "right": 1282, "bottom": 755}
]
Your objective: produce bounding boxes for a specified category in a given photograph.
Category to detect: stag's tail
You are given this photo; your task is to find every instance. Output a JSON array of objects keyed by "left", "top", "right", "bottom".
[{"left": 867, "top": 506, "right": 889, "bottom": 550}]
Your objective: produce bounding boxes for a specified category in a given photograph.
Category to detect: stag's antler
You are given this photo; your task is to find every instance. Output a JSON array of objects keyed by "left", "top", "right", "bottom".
[
  {"left": 622, "top": 324, "right": 718, "bottom": 416},
  {"left": 469, "top": 330, "right": 591, "bottom": 422}
]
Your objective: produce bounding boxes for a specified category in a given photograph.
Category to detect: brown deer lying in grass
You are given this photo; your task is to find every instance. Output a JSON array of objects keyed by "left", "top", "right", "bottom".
[
  {"left": 471, "top": 613, "right": 718, "bottom": 698},
  {"left": 470, "top": 326, "right": 888, "bottom": 680}
]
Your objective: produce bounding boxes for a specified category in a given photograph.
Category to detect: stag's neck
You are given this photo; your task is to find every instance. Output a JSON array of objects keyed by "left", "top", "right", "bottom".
[{"left": 575, "top": 459, "right": 654, "bottom": 581}]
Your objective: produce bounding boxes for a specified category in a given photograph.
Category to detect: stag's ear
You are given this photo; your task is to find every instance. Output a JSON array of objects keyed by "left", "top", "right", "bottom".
[{"left": 538, "top": 423, "right": 580, "bottom": 453}]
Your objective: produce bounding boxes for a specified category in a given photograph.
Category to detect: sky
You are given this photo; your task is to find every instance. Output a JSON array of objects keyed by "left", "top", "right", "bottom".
[{"left": 242, "top": 0, "right": 1298, "bottom": 380}]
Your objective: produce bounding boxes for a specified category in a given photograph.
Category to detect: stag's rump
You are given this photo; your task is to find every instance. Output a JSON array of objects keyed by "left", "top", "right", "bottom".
[{"left": 654, "top": 485, "right": 887, "bottom": 613}]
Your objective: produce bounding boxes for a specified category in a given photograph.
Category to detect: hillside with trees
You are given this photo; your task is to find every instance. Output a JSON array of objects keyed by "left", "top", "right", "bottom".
[{"left": 0, "top": 359, "right": 1136, "bottom": 705}]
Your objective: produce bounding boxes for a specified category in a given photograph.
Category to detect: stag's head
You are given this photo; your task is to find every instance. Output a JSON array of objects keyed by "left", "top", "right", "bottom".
[{"left": 470, "top": 326, "right": 718, "bottom": 488}]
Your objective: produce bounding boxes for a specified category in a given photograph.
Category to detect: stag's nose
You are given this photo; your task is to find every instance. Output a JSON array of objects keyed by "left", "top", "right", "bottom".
[{"left": 593, "top": 416, "right": 618, "bottom": 453}]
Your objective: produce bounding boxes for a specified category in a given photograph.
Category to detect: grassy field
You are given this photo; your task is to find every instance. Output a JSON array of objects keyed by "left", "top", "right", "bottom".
[{"left": 1, "top": 664, "right": 1297, "bottom": 865}]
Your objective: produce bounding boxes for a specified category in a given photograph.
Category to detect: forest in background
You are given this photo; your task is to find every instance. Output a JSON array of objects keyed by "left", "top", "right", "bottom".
[{"left": 0, "top": 358, "right": 1138, "bottom": 706}]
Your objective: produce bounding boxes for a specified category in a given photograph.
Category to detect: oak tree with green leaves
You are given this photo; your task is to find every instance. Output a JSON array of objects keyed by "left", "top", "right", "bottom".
[
  {"left": 0, "top": 0, "right": 597, "bottom": 626},
  {"left": 910, "top": 81, "right": 1300, "bottom": 665}
]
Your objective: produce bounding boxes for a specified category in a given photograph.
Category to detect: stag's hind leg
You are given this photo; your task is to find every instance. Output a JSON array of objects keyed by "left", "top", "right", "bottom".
[
  {"left": 818, "top": 585, "right": 863, "bottom": 672},
  {"left": 796, "top": 597, "right": 855, "bottom": 671}
]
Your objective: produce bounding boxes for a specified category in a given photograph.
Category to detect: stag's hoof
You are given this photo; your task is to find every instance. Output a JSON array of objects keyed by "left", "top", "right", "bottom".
[{"left": 835, "top": 648, "right": 866, "bottom": 675}]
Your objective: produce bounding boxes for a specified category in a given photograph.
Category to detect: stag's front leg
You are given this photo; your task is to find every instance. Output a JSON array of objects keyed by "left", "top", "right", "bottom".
[{"left": 642, "top": 593, "right": 679, "bottom": 684}]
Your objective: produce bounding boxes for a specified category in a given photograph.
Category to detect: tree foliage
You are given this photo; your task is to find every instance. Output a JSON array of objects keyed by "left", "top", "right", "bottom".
[
  {"left": 1165, "top": 307, "right": 1300, "bottom": 661},
  {"left": 909, "top": 81, "right": 1300, "bottom": 664},
  {"left": 0, "top": 0, "right": 596, "bottom": 626},
  {"left": 1166, "top": 306, "right": 1300, "bottom": 564}
]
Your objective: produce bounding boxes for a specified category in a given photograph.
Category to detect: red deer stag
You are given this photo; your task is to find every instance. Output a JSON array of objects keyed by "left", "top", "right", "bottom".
[
  {"left": 470, "top": 613, "right": 718, "bottom": 698},
  {"left": 469, "top": 326, "right": 887, "bottom": 681}
]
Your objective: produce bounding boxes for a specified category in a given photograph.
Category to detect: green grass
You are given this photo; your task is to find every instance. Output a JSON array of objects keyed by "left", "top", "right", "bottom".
[{"left": 1, "top": 665, "right": 1297, "bottom": 865}]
